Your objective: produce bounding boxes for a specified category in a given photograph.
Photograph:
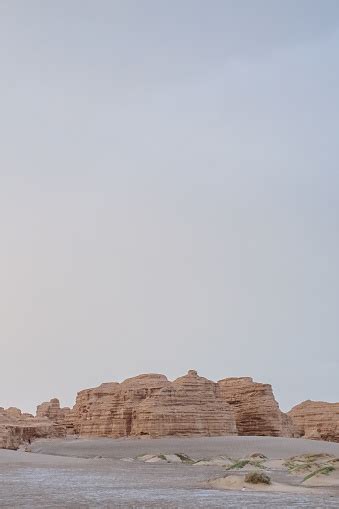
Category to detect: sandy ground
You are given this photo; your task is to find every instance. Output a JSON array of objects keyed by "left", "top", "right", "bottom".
[
  {"left": 30, "top": 435, "right": 339, "bottom": 460},
  {"left": 1, "top": 436, "right": 339, "bottom": 508}
]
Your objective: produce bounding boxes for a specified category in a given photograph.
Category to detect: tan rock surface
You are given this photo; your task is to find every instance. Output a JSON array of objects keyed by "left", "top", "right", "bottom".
[
  {"left": 0, "top": 407, "right": 66, "bottom": 450},
  {"left": 68, "top": 370, "right": 237, "bottom": 438},
  {"left": 132, "top": 370, "right": 237, "bottom": 437},
  {"left": 36, "top": 398, "right": 70, "bottom": 423},
  {"left": 68, "top": 374, "right": 170, "bottom": 437},
  {"left": 217, "top": 377, "right": 295, "bottom": 437},
  {"left": 4, "top": 371, "right": 337, "bottom": 446},
  {"left": 288, "top": 400, "right": 339, "bottom": 442}
]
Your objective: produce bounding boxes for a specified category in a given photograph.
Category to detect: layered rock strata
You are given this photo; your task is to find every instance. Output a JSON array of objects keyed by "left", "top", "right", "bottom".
[
  {"left": 288, "top": 400, "right": 339, "bottom": 442},
  {"left": 36, "top": 398, "right": 74, "bottom": 434},
  {"left": 132, "top": 371, "right": 237, "bottom": 437},
  {"left": 36, "top": 398, "right": 70, "bottom": 423},
  {"left": 217, "top": 377, "right": 295, "bottom": 437},
  {"left": 68, "top": 370, "right": 237, "bottom": 438},
  {"left": 3, "top": 371, "right": 338, "bottom": 448},
  {"left": 0, "top": 407, "right": 65, "bottom": 450}
]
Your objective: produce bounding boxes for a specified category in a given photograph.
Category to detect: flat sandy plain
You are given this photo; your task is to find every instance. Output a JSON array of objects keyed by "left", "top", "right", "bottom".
[{"left": 1, "top": 436, "right": 339, "bottom": 508}]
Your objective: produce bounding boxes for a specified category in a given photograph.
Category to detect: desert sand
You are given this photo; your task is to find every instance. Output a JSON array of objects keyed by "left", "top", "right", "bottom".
[
  {"left": 1, "top": 436, "right": 339, "bottom": 508},
  {"left": 29, "top": 434, "right": 339, "bottom": 459}
]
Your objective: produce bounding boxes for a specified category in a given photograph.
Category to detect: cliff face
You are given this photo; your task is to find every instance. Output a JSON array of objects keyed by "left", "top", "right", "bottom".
[
  {"left": 68, "top": 370, "right": 237, "bottom": 438},
  {"left": 67, "top": 372, "right": 296, "bottom": 439},
  {"left": 3, "top": 371, "right": 338, "bottom": 448},
  {"left": 288, "top": 400, "right": 339, "bottom": 442},
  {"left": 217, "top": 377, "right": 295, "bottom": 437},
  {"left": 0, "top": 407, "right": 65, "bottom": 450},
  {"left": 131, "top": 370, "right": 237, "bottom": 437},
  {"left": 67, "top": 374, "right": 169, "bottom": 437}
]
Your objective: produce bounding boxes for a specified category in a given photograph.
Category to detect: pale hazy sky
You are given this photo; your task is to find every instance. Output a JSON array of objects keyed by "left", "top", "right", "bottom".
[{"left": 1, "top": 1, "right": 338, "bottom": 413}]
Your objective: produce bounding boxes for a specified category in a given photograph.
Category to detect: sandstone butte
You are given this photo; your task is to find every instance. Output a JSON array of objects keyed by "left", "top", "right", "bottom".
[
  {"left": 288, "top": 400, "right": 339, "bottom": 442},
  {"left": 68, "top": 370, "right": 237, "bottom": 438},
  {"left": 1, "top": 370, "right": 338, "bottom": 449}
]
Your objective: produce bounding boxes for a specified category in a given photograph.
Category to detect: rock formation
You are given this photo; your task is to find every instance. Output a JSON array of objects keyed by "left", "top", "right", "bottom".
[
  {"left": 2, "top": 370, "right": 338, "bottom": 448},
  {"left": 132, "top": 370, "right": 237, "bottom": 437},
  {"left": 68, "top": 370, "right": 237, "bottom": 438},
  {"left": 217, "top": 377, "right": 295, "bottom": 437},
  {"left": 288, "top": 400, "right": 339, "bottom": 442},
  {"left": 36, "top": 398, "right": 70, "bottom": 423},
  {"left": 36, "top": 398, "right": 74, "bottom": 434},
  {"left": 0, "top": 407, "right": 65, "bottom": 450}
]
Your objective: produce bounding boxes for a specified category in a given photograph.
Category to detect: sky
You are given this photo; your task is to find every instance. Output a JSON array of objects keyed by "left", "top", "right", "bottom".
[{"left": 0, "top": 1, "right": 339, "bottom": 414}]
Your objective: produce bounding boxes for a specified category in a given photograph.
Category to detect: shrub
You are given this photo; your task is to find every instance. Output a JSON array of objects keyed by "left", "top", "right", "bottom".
[{"left": 245, "top": 472, "right": 271, "bottom": 485}]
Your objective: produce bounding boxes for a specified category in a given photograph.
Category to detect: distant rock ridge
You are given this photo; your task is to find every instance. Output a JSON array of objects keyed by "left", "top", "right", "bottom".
[
  {"left": 1, "top": 370, "right": 338, "bottom": 449},
  {"left": 0, "top": 406, "right": 65, "bottom": 450}
]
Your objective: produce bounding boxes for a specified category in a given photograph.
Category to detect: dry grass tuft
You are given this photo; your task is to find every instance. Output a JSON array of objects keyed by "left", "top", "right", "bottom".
[{"left": 245, "top": 471, "right": 271, "bottom": 485}]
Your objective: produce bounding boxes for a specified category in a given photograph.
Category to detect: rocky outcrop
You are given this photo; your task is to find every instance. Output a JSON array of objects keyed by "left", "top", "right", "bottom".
[
  {"left": 0, "top": 407, "right": 66, "bottom": 450},
  {"left": 4, "top": 371, "right": 338, "bottom": 446},
  {"left": 217, "top": 377, "right": 295, "bottom": 437},
  {"left": 288, "top": 400, "right": 339, "bottom": 442},
  {"left": 68, "top": 370, "right": 237, "bottom": 438},
  {"left": 36, "top": 398, "right": 70, "bottom": 423},
  {"left": 67, "top": 374, "right": 170, "bottom": 437},
  {"left": 36, "top": 398, "right": 74, "bottom": 434},
  {"left": 132, "top": 370, "right": 237, "bottom": 437}
]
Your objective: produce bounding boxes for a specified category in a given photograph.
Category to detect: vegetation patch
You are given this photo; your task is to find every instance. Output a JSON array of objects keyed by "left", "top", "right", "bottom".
[
  {"left": 250, "top": 460, "right": 266, "bottom": 469},
  {"left": 284, "top": 459, "right": 315, "bottom": 473},
  {"left": 227, "top": 459, "right": 250, "bottom": 470},
  {"left": 302, "top": 453, "right": 332, "bottom": 462},
  {"left": 284, "top": 453, "right": 338, "bottom": 478},
  {"left": 227, "top": 458, "right": 266, "bottom": 470},
  {"left": 175, "top": 453, "right": 194, "bottom": 464},
  {"left": 302, "top": 465, "right": 335, "bottom": 483},
  {"left": 245, "top": 472, "right": 271, "bottom": 485}
]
